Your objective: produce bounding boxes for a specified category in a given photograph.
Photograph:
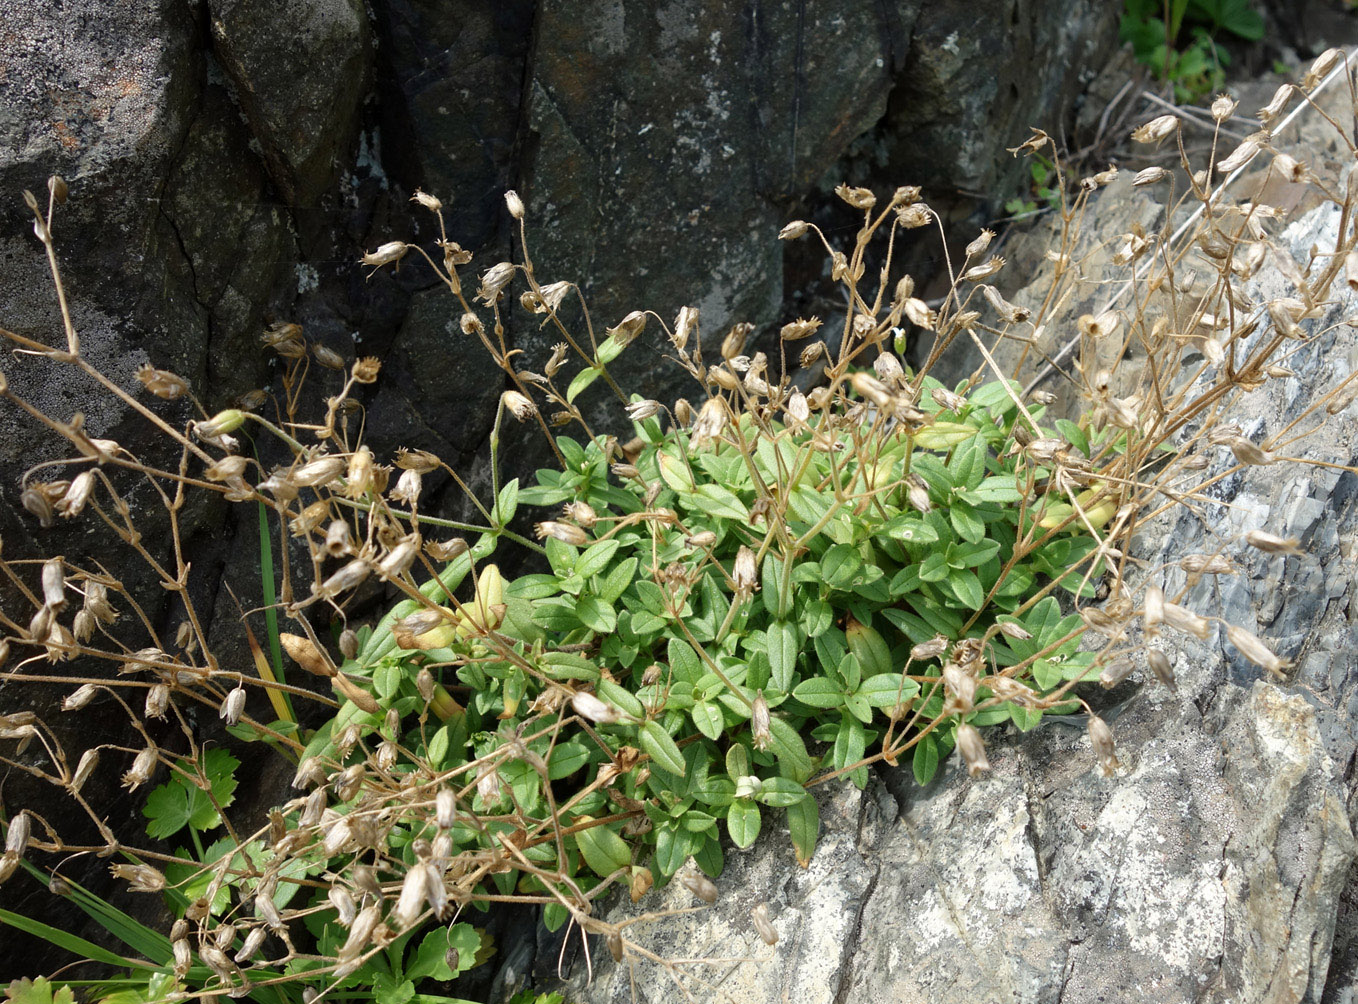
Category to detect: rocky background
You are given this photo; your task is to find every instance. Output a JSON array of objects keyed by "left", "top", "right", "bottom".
[{"left": 2, "top": 1, "right": 1356, "bottom": 1000}]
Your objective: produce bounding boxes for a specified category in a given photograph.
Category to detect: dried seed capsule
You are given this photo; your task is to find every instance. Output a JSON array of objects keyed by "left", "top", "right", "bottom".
[
  {"left": 63, "top": 683, "right": 98, "bottom": 711},
  {"left": 732, "top": 546, "right": 758, "bottom": 595},
  {"left": 1147, "top": 649, "right": 1177, "bottom": 693},
  {"left": 534, "top": 521, "right": 588, "bottom": 546},
  {"left": 606, "top": 929, "right": 624, "bottom": 963},
  {"left": 751, "top": 903, "right": 778, "bottom": 945},
  {"left": 300, "top": 787, "right": 327, "bottom": 828},
  {"left": 750, "top": 690, "right": 772, "bottom": 752},
  {"left": 1099, "top": 659, "right": 1135, "bottom": 689},
  {"left": 41, "top": 559, "right": 66, "bottom": 611},
  {"left": 235, "top": 926, "right": 267, "bottom": 964},
  {"left": 955, "top": 722, "right": 991, "bottom": 778},
  {"left": 571, "top": 691, "right": 620, "bottom": 725},
  {"left": 1087, "top": 716, "right": 1120, "bottom": 777},
  {"left": 1225, "top": 624, "right": 1288, "bottom": 678},
  {"left": 121, "top": 747, "right": 158, "bottom": 791},
  {"left": 71, "top": 749, "right": 99, "bottom": 792},
  {"left": 1163, "top": 602, "right": 1211, "bottom": 640},
  {"left": 109, "top": 863, "right": 166, "bottom": 892},
  {"left": 5, "top": 812, "right": 30, "bottom": 857},
  {"left": 338, "top": 904, "right": 381, "bottom": 960},
  {"left": 1244, "top": 529, "right": 1302, "bottom": 555},
  {"left": 144, "top": 684, "right": 170, "bottom": 720},
  {"left": 680, "top": 872, "right": 718, "bottom": 904},
  {"left": 394, "top": 864, "right": 429, "bottom": 928},
  {"left": 436, "top": 787, "right": 456, "bottom": 830},
  {"left": 328, "top": 887, "right": 357, "bottom": 926}
]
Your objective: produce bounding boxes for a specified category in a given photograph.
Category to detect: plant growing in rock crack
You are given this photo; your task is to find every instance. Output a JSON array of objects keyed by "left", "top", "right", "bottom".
[{"left": 2, "top": 44, "right": 1358, "bottom": 1003}]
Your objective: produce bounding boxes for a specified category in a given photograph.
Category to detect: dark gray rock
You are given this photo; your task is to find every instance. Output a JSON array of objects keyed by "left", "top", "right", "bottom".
[{"left": 208, "top": 0, "right": 371, "bottom": 207}]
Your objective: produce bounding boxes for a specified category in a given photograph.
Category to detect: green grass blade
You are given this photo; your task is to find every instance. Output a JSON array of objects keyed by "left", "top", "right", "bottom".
[
  {"left": 0, "top": 905, "right": 147, "bottom": 970},
  {"left": 19, "top": 861, "right": 173, "bottom": 964},
  {"left": 257, "top": 498, "right": 292, "bottom": 713}
]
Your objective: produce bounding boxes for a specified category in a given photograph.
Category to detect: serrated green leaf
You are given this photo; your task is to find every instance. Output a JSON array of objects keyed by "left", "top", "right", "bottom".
[{"left": 142, "top": 749, "right": 238, "bottom": 839}]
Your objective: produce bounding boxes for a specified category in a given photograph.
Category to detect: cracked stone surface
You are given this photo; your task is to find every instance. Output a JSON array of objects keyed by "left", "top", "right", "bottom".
[{"left": 553, "top": 155, "right": 1358, "bottom": 1004}]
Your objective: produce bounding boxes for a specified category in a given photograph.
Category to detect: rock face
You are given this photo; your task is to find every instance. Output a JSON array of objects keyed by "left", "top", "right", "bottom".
[{"left": 552, "top": 176, "right": 1358, "bottom": 1004}]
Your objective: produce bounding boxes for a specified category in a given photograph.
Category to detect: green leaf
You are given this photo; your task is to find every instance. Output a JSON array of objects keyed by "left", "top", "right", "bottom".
[
  {"left": 575, "top": 818, "right": 633, "bottom": 877},
  {"left": 566, "top": 366, "right": 602, "bottom": 403},
  {"left": 547, "top": 741, "right": 591, "bottom": 779},
  {"left": 856, "top": 673, "right": 920, "bottom": 708},
  {"left": 947, "top": 568, "right": 985, "bottom": 610},
  {"left": 596, "top": 679, "right": 645, "bottom": 719},
  {"left": 539, "top": 651, "right": 601, "bottom": 682},
  {"left": 691, "top": 700, "right": 725, "bottom": 741},
  {"left": 884, "top": 515, "right": 940, "bottom": 545},
  {"left": 575, "top": 594, "right": 617, "bottom": 634},
  {"left": 949, "top": 501, "right": 985, "bottom": 543},
  {"left": 426, "top": 725, "right": 451, "bottom": 767},
  {"left": 492, "top": 478, "right": 520, "bottom": 526},
  {"left": 792, "top": 677, "right": 844, "bottom": 709},
  {"left": 726, "top": 799, "right": 761, "bottom": 848},
  {"left": 767, "top": 717, "right": 813, "bottom": 779},
  {"left": 761, "top": 554, "right": 791, "bottom": 620},
  {"left": 755, "top": 776, "right": 808, "bottom": 807},
  {"left": 787, "top": 794, "right": 819, "bottom": 867},
  {"left": 799, "top": 597, "right": 833, "bottom": 638},
  {"left": 820, "top": 544, "right": 864, "bottom": 589},
  {"left": 833, "top": 713, "right": 867, "bottom": 770},
  {"left": 373, "top": 975, "right": 416, "bottom": 1004},
  {"left": 690, "top": 484, "right": 749, "bottom": 521},
  {"left": 407, "top": 925, "right": 479, "bottom": 982},
  {"left": 639, "top": 721, "right": 686, "bottom": 775},
  {"left": 913, "top": 733, "right": 941, "bottom": 785},
  {"left": 919, "top": 551, "right": 949, "bottom": 582},
  {"left": 767, "top": 620, "right": 799, "bottom": 693},
  {"left": 971, "top": 476, "right": 1023, "bottom": 503},
  {"left": 505, "top": 574, "right": 562, "bottom": 600},
  {"left": 575, "top": 538, "right": 621, "bottom": 579},
  {"left": 598, "top": 556, "right": 637, "bottom": 604},
  {"left": 667, "top": 638, "right": 704, "bottom": 684},
  {"left": 1055, "top": 419, "right": 1089, "bottom": 457}
]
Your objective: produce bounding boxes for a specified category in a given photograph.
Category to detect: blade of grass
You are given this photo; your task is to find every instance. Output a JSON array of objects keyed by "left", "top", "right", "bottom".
[
  {"left": 0, "top": 905, "right": 148, "bottom": 970},
  {"left": 257, "top": 498, "right": 289, "bottom": 699}
]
